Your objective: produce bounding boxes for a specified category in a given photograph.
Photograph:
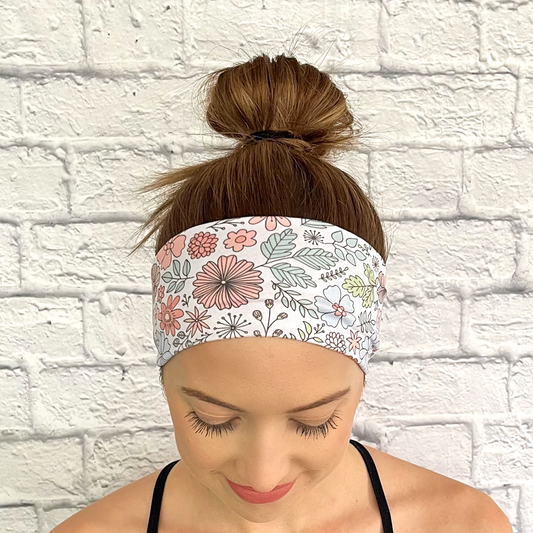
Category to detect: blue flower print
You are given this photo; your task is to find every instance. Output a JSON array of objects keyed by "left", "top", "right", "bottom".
[
  {"left": 154, "top": 329, "right": 172, "bottom": 365},
  {"left": 314, "top": 285, "right": 357, "bottom": 329}
]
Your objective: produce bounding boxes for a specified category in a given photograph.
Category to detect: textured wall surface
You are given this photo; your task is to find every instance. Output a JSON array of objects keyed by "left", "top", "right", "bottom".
[{"left": 0, "top": 0, "right": 532, "bottom": 531}]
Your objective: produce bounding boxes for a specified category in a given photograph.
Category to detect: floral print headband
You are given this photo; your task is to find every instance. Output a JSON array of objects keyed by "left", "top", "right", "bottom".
[{"left": 151, "top": 216, "right": 387, "bottom": 375}]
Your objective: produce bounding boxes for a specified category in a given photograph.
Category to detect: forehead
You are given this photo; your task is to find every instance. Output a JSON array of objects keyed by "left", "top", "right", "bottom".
[{"left": 164, "top": 337, "right": 359, "bottom": 389}]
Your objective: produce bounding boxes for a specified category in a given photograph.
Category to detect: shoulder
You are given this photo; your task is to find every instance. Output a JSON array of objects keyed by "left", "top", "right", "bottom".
[
  {"left": 362, "top": 444, "right": 512, "bottom": 533},
  {"left": 453, "top": 486, "right": 513, "bottom": 533},
  {"left": 49, "top": 468, "right": 162, "bottom": 533}
]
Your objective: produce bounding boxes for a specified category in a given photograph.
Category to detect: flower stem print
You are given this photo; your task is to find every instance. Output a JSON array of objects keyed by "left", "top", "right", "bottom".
[
  {"left": 251, "top": 299, "right": 289, "bottom": 336},
  {"left": 171, "top": 329, "right": 215, "bottom": 353},
  {"left": 296, "top": 320, "right": 326, "bottom": 344},
  {"left": 272, "top": 280, "right": 319, "bottom": 319}
]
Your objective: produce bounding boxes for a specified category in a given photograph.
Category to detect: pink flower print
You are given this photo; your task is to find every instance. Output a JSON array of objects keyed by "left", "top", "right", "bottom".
[
  {"left": 325, "top": 331, "right": 347, "bottom": 353},
  {"left": 248, "top": 216, "right": 291, "bottom": 231},
  {"left": 151, "top": 263, "right": 161, "bottom": 293},
  {"left": 188, "top": 231, "right": 218, "bottom": 260},
  {"left": 376, "top": 309, "right": 383, "bottom": 331},
  {"left": 224, "top": 229, "right": 257, "bottom": 252},
  {"left": 157, "top": 285, "right": 165, "bottom": 303},
  {"left": 158, "top": 294, "right": 184, "bottom": 336},
  {"left": 157, "top": 235, "right": 186, "bottom": 270},
  {"left": 183, "top": 306, "right": 212, "bottom": 336},
  {"left": 192, "top": 255, "right": 264, "bottom": 310},
  {"left": 348, "top": 330, "right": 362, "bottom": 354},
  {"left": 377, "top": 271, "right": 387, "bottom": 303}
]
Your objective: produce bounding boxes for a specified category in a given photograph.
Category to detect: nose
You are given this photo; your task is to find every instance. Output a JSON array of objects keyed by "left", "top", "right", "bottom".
[{"left": 233, "top": 457, "right": 292, "bottom": 493}]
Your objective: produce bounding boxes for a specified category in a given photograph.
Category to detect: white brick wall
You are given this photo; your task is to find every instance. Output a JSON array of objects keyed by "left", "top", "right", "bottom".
[{"left": 0, "top": 0, "right": 531, "bottom": 531}]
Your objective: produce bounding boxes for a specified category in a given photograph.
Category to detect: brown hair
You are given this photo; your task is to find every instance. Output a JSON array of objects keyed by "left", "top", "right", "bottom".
[{"left": 128, "top": 52, "right": 391, "bottom": 390}]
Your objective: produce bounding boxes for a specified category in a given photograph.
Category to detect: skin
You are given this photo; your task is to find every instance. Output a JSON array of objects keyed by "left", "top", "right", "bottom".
[
  {"left": 49, "top": 335, "right": 514, "bottom": 533},
  {"left": 159, "top": 336, "right": 372, "bottom": 533}
]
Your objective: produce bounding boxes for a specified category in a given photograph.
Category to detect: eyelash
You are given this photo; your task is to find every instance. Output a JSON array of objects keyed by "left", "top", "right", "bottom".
[{"left": 185, "top": 410, "right": 342, "bottom": 440}]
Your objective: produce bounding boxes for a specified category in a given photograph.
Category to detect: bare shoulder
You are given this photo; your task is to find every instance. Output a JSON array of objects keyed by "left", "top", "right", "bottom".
[
  {"left": 362, "top": 444, "right": 513, "bottom": 533},
  {"left": 49, "top": 468, "right": 161, "bottom": 533}
]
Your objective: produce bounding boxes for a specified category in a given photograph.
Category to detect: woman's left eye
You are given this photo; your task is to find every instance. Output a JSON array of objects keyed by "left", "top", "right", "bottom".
[{"left": 184, "top": 410, "right": 342, "bottom": 439}]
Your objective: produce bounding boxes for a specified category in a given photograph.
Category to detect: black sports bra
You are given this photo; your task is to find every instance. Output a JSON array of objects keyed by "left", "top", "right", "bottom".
[{"left": 146, "top": 438, "right": 394, "bottom": 532}]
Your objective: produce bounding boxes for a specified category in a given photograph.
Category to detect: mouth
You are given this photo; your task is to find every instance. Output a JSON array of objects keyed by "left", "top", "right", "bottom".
[{"left": 226, "top": 477, "right": 297, "bottom": 504}]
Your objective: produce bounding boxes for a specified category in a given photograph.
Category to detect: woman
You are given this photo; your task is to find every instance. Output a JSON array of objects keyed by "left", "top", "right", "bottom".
[{"left": 52, "top": 53, "right": 511, "bottom": 533}]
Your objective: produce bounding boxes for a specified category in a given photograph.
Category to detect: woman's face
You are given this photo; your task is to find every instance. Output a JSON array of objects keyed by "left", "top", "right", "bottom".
[{"left": 162, "top": 336, "right": 364, "bottom": 529}]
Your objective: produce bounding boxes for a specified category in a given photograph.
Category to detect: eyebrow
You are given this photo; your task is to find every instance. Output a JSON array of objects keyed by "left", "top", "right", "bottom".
[{"left": 180, "top": 385, "right": 351, "bottom": 414}]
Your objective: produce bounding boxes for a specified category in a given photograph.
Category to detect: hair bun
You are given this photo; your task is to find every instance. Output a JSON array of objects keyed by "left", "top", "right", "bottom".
[{"left": 199, "top": 53, "right": 363, "bottom": 158}]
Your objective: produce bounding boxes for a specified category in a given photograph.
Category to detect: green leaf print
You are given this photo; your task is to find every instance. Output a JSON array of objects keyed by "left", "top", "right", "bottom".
[
  {"left": 173, "top": 260, "right": 180, "bottom": 277},
  {"left": 362, "top": 285, "right": 374, "bottom": 308},
  {"left": 335, "top": 248, "right": 345, "bottom": 261},
  {"left": 162, "top": 272, "right": 173, "bottom": 283},
  {"left": 260, "top": 229, "right": 297, "bottom": 260},
  {"left": 292, "top": 247, "right": 338, "bottom": 270},
  {"left": 331, "top": 230, "right": 344, "bottom": 243},
  {"left": 342, "top": 275, "right": 367, "bottom": 297},
  {"left": 183, "top": 259, "right": 191, "bottom": 277},
  {"left": 271, "top": 262, "right": 317, "bottom": 288},
  {"left": 364, "top": 263, "right": 376, "bottom": 285}
]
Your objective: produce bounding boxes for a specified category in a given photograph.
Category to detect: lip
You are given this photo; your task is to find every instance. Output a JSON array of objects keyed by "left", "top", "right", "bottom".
[{"left": 226, "top": 477, "right": 296, "bottom": 504}]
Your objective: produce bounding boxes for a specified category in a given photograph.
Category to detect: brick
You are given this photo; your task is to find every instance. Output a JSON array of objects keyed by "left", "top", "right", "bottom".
[
  {"left": 34, "top": 366, "right": 168, "bottom": 430},
  {"left": 362, "top": 360, "right": 508, "bottom": 415},
  {"left": 484, "top": 2, "right": 533, "bottom": 64},
  {"left": 385, "top": 0, "right": 478, "bottom": 65},
  {"left": 385, "top": 423, "right": 472, "bottom": 483},
  {"left": 0, "top": 224, "right": 19, "bottom": 287},
  {"left": 24, "top": 77, "right": 197, "bottom": 138},
  {"left": 0, "top": 297, "right": 83, "bottom": 359},
  {"left": 515, "top": 78, "right": 533, "bottom": 144},
  {"left": 0, "top": 78, "right": 21, "bottom": 137},
  {"left": 0, "top": 507, "right": 38, "bottom": 533},
  {"left": 72, "top": 149, "right": 169, "bottom": 215},
  {"left": 479, "top": 423, "right": 533, "bottom": 484},
  {"left": 510, "top": 357, "right": 533, "bottom": 412},
  {"left": 187, "top": 0, "right": 380, "bottom": 66},
  {"left": 87, "top": 0, "right": 184, "bottom": 64},
  {"left": 469, "top": 294, "right": 533, "bottom": 354},
  {"left": 0, "top": 0, "right": 83, "bottom": 65},
  {"left": 466, "top": 148, "right": 533, "bottom": 212},
  {"left": 0, "top": 147, "right": 68, "bottom": 214},
  {"left": 0, "top": 438, "right": 83, "bottom": 499},
  {"left": 345, "top": 73, "right": 515, "bottom": 145},
  {"left": 520, "top": 483, "right": 533, "bottom": 533},
  {"left": 86, "top": 429, "right": 177, "bottom": 500},
  {"left": 0, "top": 369, "right": 31, "bottom": 429},
  {"left": 378, "top": 293, "right": 461, "bottom": 354},
  {"left": 385, "top": 219, "right": 515, "bottom": 282},
  {"left": 371, "top": 149, "right": 462, "bottom": 213},
  {"left": 85, "top": 292, "right": 154, "bottom": 362},
  {"left": 24, "top": 222, "right": 149, "bottom": 288}
]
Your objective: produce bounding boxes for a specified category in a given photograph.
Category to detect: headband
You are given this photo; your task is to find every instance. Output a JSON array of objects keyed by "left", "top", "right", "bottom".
[{"left": 151, "top": 215, "right": 387, "bottom": 375}]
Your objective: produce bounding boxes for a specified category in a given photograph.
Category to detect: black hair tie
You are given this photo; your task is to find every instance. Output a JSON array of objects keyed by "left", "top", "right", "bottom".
[{"left": 250, "top": 130, "right": 296, "bottom": 141}]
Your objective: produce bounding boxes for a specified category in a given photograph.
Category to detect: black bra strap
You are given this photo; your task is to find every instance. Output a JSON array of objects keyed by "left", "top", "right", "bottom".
[
  {"left": 146, "top": 459, "right": 180, "bottom": 533},
  {"left": 350, "top": 440, "right": 394, "bottom": 533}
]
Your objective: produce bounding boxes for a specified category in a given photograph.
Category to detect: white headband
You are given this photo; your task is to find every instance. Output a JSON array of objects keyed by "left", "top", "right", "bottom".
[{"left": 151, "top": 216, "right": 387, "bottom": 375}]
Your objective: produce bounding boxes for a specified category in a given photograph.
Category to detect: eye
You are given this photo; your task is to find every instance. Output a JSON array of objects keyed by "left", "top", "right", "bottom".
[{"left": 184, "top": 410, "right": 342, "bottom": 439}]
